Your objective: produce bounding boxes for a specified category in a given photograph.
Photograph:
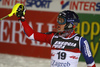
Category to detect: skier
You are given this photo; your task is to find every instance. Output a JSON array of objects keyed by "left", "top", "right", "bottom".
[{"left": 15, "top": 5, "right": 96, "bottom": 67}]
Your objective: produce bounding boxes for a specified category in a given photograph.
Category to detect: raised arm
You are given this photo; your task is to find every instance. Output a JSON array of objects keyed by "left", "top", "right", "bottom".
[
  {"left": 15, "top": 4, "right": 54, "bottom": 44},
  {"left": 21, "top": 20, "right": 54, "bottom": 43}
]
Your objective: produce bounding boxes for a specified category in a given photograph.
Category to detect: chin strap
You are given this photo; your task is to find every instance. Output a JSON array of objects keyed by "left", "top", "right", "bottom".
[{"left": 58, "top": 29, "right": 75, "bottom": 38}]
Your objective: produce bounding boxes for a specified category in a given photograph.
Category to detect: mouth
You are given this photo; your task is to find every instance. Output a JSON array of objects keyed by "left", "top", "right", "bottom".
[{"left": 57, "top": 26, "right": 61, "bottom": 30}]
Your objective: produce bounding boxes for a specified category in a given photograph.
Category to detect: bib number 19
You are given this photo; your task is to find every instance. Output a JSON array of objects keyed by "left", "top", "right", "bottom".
[{"left": 57, "top": 52, "right": 66, "bottom": 60}]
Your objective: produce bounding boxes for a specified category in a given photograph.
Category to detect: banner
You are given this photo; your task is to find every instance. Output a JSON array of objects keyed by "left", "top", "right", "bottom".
[
  {"left": 0, "top": 8, "right": 58, "bottom": 58},
  {"left": 0, "top": 0, "right": 100, "bottom": 14}
]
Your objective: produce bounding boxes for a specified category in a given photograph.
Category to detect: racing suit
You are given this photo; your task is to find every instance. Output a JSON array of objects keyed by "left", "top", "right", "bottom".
[{"left": 21, "top": 20, "right": 96, "bottom": 67}]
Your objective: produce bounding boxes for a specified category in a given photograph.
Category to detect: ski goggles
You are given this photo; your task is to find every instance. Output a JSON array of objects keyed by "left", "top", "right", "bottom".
[
  {"left": 57, "top": 16, "right": 80, "bottom": 25},
  {"left": 57, "top": 16, "right": 66, "bottom": 25}
]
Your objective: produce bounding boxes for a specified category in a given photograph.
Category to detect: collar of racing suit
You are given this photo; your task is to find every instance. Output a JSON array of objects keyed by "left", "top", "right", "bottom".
[{"left": 58, "top": 30, "right": 75, "bottom": 38}]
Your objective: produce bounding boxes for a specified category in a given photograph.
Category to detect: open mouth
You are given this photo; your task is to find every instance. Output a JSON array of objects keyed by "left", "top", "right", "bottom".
[{"left": 57, "top": 26, "right": 60, "bottom": 30}]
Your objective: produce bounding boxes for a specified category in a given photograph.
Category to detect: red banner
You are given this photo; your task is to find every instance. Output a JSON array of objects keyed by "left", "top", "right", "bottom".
[{"left": 0, "top": 8, "right": 58, "bottom": 59}]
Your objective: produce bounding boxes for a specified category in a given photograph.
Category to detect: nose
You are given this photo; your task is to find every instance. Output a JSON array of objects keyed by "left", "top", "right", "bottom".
[{"left": 57, "top": 23, "right": 60, "bottom": 27}]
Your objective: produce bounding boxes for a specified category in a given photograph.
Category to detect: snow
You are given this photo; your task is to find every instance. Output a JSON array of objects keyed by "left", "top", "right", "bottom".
[{"left": 0, "top": 53, "right": 99, "bottom": 67}]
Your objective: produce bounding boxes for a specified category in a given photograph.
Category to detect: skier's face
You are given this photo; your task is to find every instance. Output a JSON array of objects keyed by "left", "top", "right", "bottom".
[
  {"left": 57, "top": 23, "right": 66, "bottom": 32},
  {"left": 57, "top": 17, "right": 66, "bottom": 32}
]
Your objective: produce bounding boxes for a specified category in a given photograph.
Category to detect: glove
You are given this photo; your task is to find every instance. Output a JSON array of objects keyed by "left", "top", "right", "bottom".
[{"left": 16, "top": 4, "right": 26, "bottom": 21}]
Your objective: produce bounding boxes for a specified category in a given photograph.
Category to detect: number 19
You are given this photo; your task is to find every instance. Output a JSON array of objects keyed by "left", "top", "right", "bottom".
[{"left": 57, "top": 52, "right": 66, "bottom": 60}]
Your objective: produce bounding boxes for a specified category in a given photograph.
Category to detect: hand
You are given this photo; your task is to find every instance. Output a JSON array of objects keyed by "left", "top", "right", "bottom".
[{"left": 16, "top": 4, "right": 26, "bottom": 21}]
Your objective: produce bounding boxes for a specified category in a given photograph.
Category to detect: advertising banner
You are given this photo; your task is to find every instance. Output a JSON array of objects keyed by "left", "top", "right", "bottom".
[
  {"left": 0, "top": 8, "right": 57, "bottom": 58},
  {"left": 0, "top": 0, "right": 100, "bottom": 63},
  {"left": 0, "top": 0, "right": 100, "bottom": 14}
]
